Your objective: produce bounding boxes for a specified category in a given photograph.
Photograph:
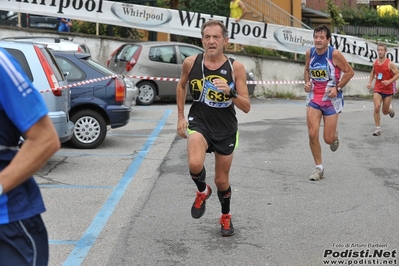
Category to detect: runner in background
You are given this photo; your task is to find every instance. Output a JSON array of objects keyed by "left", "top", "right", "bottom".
[
  {"left": 229, "top": 0, "right": 248, "bottom": 51},
  {"left": 304, "top": 24, "right": 354, "bottom": 181},
  {"left": 367, "top": 44, "right": 399, "bottom": 136}
]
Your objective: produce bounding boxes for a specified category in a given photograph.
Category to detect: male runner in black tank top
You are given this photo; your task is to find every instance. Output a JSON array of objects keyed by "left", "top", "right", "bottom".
[{"left": 176, "top": 20, "right": 251, "bottom": 236}]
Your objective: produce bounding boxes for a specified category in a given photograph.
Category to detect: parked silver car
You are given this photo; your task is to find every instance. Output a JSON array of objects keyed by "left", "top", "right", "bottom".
[
  {"left": 1, "top": 36, "right": 91, "bottom": 54},
  {"left": 124, "top": 77, "right": 138, "bottom": 107},
  {"left": 106, "top": 41, "right": 255, "bottom": 105},
  {"left": 2, "top": 36, "right": 138, "bottom": 107},
  {"left": 0, "top": 40, "right": 74, "bottom": 143}
]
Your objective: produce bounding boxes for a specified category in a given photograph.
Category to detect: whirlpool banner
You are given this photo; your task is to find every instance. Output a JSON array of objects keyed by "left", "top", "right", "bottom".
[{"left": 1, "top": 0, "right": 397, "bottom": 66}]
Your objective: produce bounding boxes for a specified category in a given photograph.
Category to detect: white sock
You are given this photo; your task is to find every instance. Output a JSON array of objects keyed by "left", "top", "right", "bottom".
[
  {"left": 201, "top": 186, "right": 208, "bottom": 194},
  {"left": 316, "top": 164, "right": 323, "bottom": 171}
]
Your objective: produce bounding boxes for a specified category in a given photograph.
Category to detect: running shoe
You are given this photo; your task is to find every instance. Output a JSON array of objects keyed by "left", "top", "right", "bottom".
[
  {"left": 220, "top": 213, "right": 235, "bottom": 236},
  {"left": 373, "top": 129, "right": 381, "bottom": 136},
  {"left": 309, "top": 167, "right": 324, "bottom": 181},
  {"left": 191, "top": 184, "right": 212, "bottom": 219},
  {"left": 330, "top": 131, "right": 339, "bottom": 152},
  {"left": 390, "top": 105, "right": 395, "bottom": 118}
]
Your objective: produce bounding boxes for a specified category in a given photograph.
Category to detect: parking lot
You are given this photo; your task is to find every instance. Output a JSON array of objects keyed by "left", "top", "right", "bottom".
[{"left": 36, "top": 98, "right": 399, "bottom": 266}]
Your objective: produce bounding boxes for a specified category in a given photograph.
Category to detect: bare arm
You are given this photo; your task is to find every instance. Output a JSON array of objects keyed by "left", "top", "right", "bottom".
[
  {"left": 0, "top": 115, "right": 60, "bottom": 193},
  {"left": 304, "top": 49, "right": 311, "bottom": 93},
  {"left": 385, "top": 62, "right": 399, "bottom": 85},
  {"left": 367, "top": 66, "right": 375, "bottom": 90},
  {"left": 333, "top": 50, "right": 354, "bottom": 90},
  {"left": 176, "top": 56, "right": 195, "bottom": 139},
  {"left": 237, "top": 1, "right": 248, "bottom": 21},
  {"left": 231, "top": 60, "right": 250, "bottom": 113}
]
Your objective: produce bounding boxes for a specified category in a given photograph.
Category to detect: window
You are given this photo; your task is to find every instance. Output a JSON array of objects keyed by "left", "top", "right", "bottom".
[
  {"left": 40, "top": 47, "right": 66, "bottom": 82},
  {"left": 85, "top": 58, "right": 117, "bottom": 76},
  {"left": 116, "top": 44, "right": 139, "bottom": 61},
  {"left": 149, "top": 46, "right": 177, "bottom": 64},
  {"left": 4, "top": 48, "right": 34, "bottom": 81},
  {"left": 55, "top": 57, "right": 84, "bottom": 81},
  {"left": 179, "top": 46, "right": 203, "bottom": 62}
]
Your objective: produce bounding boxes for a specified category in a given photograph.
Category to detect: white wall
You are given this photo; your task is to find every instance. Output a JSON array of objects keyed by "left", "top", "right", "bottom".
[{"left": 0, "top": 26, "right": 372, "bottom": 98}]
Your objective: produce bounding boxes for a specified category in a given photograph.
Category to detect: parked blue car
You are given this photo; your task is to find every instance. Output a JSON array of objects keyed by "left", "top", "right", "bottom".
[{"left": 52, "top": 51, "right": 131, "bottom": 149}]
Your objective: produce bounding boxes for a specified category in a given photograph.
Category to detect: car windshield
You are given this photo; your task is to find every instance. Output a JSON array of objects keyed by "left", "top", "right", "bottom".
[
  {"left": 79, "top": 44, "right": 91, "bottom": 54},
  {"left": 4, "top": 48, "right": 34, "bottom": 81},
  {"left": 41, "top": 47, "right": 66, "bottom": 82},
  {"left": 55, "top": 57, "right": 84, "bottom": 80},
  {"left": 85, "top": 58, "right": 117, "bottom": 76},
  {"left": 179, "top": 46, "right": 203, "bottom": 61},
  {"left": 116, "top": 44, "right": 140, "bottom": 61},
  {"left": 148, "top": 46, "right": 177, "bottom": 63}
]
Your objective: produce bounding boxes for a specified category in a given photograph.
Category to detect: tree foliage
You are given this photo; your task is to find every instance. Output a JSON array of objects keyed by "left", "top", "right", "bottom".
[
  {"left": 166, "top": 0, "right": 231, "bottom": 45},
  {"left": 177, "top": 0, "right": 230, "bottom": 17},
  {"left": 73, "top": 0, "right": 157, "bottom": 38},
  {"left": 326, "top": 0, "right": 346, "bottom": 33},
  {"left": 73, "top": 21, "right": 143, "bottom": 39},
  {"left": 341, "top": 4, "right": 399, "bottom": 27}
]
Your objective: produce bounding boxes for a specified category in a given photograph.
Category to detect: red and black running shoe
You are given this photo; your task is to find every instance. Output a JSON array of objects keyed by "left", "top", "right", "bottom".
[
  {"left": 191, "top": 184, "right": 212, "bottom": 219},
  {"left": 220, "top": 213, "right": 235, "bottom": 237}
]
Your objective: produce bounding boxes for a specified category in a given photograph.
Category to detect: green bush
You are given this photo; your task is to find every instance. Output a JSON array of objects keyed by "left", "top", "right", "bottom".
[
  {"left": 341, "top": 5, "right": 399, "bottom": 27},
  {"left": 243, "top": 46, "right": 275, "bottom": 56},
  {"left": 72, "top": 20, "right": 144, "bottom": 39}
]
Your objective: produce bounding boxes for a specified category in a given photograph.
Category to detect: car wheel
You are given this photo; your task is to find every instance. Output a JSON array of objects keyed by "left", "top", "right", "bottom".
[
  {"left": 69, "top": 109, "right": 107, "bottom": 149},
  {"left": 137, "top": 81, "right": 156, "bottom": 105}
]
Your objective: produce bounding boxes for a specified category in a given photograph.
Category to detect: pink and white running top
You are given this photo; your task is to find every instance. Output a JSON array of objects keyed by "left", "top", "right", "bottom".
[{"left": 308, "top": 46, "right": 342, "bottom": 105}]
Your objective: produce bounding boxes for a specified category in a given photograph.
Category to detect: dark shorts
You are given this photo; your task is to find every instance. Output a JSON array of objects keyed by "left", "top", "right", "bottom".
[
  {"left": 188, "top": 128, "right": 239, "bottom": 155},
  {"left": 374, "top": 91, "right": 393, "bottom": 99},
  {"left": 0, "top": 214, "right": 49, "bottom": 266}
]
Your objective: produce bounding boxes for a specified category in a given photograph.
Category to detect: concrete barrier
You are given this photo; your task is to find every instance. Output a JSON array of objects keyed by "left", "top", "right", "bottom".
[{"left": 0, "top": 26, "right": 372, "bottom": 98}]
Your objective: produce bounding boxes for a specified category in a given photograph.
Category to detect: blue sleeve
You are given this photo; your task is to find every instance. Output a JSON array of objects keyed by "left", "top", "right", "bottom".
[{"left": 0, "top": 48, "right": 48, "bottom": 134}]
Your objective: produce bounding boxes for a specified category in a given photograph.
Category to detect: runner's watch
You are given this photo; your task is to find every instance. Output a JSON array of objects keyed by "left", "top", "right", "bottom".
[
  {"left": 0, "top": 184, "right": 3, "bottom": 196},
  {"left": 230, "top": 88, "right": 238, "bottom": 98}
]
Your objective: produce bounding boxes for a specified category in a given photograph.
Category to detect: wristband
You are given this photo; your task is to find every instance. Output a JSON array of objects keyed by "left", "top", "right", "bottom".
[
  {"left": 230, "top": 88, "right": 238, "bottom": 98},
  {"left": 0, "top": 184, "right": 3, "bottom": 196}
]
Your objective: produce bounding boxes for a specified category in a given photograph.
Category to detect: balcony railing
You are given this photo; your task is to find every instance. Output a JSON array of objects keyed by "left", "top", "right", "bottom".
[
  {"left": 245, "top": 0, "right": 312, "bottom": 29},
  {"left": 357, "top": 0, "right": 397, "bottom": 4}
]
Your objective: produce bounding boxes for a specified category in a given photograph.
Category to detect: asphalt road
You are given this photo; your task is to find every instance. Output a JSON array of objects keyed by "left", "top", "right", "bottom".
[{"left": 36, "top": 98, "right": 399, "bottom": 266}]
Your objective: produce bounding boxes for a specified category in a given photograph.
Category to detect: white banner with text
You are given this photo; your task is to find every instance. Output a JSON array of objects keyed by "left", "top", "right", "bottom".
[{"left": 0, "top": 0, "right": 397, "bottom": 66}]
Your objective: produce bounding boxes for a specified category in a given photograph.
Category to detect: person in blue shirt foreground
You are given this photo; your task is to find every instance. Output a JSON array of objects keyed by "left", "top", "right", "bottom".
[{"left": 0, "top": 47, "right": 60, "bottom": 266}]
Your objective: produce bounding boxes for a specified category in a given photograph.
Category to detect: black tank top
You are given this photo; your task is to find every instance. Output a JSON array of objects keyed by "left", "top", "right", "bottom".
[{"left": 187, "top": 53, "right": 237, "bottom": 140}]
